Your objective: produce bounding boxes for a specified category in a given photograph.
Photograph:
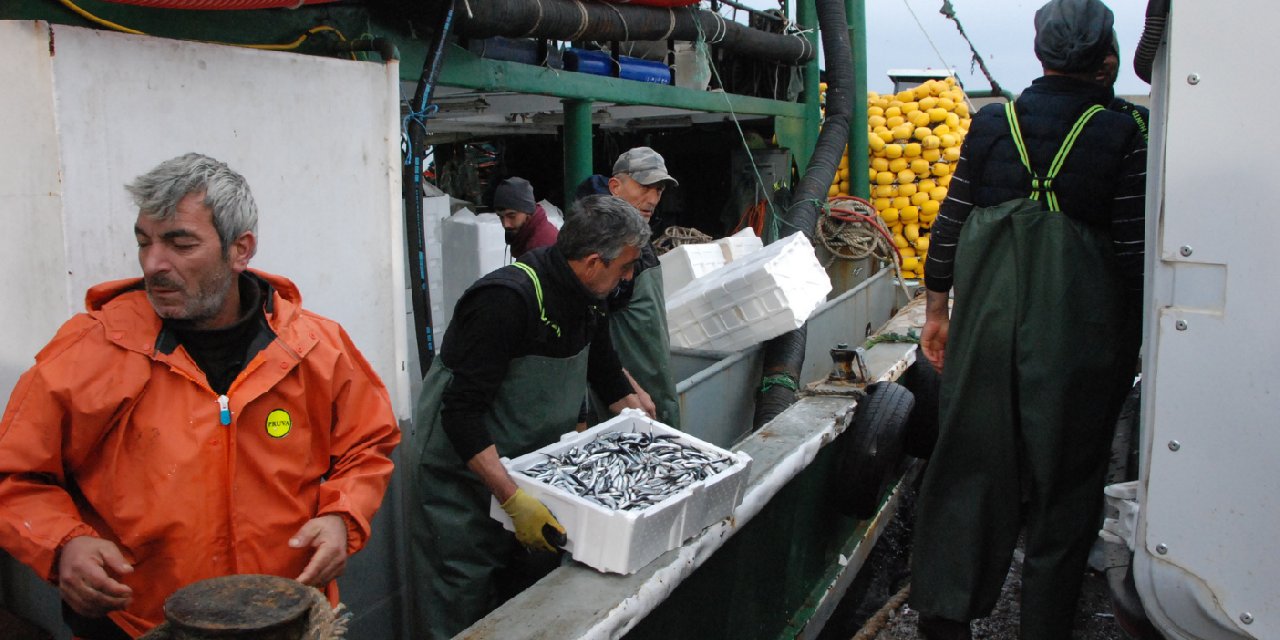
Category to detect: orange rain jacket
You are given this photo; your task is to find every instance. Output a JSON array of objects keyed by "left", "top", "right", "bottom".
[{"left": 0, "top": 270, "right": 400, "bottom": 637}]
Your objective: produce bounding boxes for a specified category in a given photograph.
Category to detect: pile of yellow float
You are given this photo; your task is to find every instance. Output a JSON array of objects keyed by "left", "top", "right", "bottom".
[{"left": 826, "top": 77, "right": 972, "bottom": 280}]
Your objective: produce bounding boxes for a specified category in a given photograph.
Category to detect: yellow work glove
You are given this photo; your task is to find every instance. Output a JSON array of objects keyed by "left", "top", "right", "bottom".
[{"left": 500, "top": 488, "right": 568, "bottom": 552}]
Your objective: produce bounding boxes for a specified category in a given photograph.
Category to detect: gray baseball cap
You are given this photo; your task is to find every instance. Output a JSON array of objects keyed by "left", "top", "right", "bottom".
[{"left": 612, "top": 147, "right": 679, "bottom": 187}]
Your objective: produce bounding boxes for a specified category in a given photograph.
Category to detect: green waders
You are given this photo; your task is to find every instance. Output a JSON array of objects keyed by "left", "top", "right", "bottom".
[
  {"left": 610, "top": 263, "right": 681, "bottom": 428},
  {"left": 407, "top": 331, "right": 589, "bottom": 637},
  {"left": 912, "top": 104, "right": 1132, "bottom": 639}
]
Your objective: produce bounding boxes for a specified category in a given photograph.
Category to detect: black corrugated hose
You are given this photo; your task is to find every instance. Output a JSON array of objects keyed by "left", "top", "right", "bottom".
[
  {"left": 751, "top": 0, "right": 854, "bottom": 428},
  {"left": 454, "top": 0, "right": 814, "bottom": 65},
  {"left": 1133, "top": 0, "right": 1169, "bottom": 84}
]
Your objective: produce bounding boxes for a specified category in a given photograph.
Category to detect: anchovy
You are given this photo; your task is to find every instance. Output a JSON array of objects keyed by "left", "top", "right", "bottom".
[{"left": 519, "top": 430, "right": 734, "bottom": 511}]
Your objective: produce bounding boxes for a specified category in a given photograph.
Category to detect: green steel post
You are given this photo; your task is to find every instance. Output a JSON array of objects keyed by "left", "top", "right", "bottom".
[
  {"left": 796, "top": 0, "right": 821, "bottom": 176},
  {"left": 847, "top": 0, "right": 869, "bottom": 199},
  {"left": 563, "top": 99, "right": 593, "bottom": 204}
]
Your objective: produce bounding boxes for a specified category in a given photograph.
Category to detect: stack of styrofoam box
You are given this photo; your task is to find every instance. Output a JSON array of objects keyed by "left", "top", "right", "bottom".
[
  {"left": 714, "top": 227, "right": 764, "bottom": 262},
  {"left": 665, "top": 232, "right": 832, "bottom": 352},
  {"left": 660, "top": 228, "right": 765, "bottom": 297},
  {"left": 490, "top": 409, "right": 752, "bottom": 575},
  {"left": 659, "top": 243, "right": 725, "bottom": 296},
  {"left": 440, "top": 209, "right": 507, "bottom": 337},
  {"left": 420, "top": 195, "right": 451, "bottom": 341}
]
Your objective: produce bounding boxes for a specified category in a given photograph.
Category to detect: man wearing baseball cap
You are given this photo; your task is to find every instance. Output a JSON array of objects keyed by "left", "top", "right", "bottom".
[{"left": 599, "top": 147, "right": 681, "bottom": 429}]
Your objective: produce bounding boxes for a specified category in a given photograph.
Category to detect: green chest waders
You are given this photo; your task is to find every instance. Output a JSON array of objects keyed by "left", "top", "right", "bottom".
[
  {"left": 912, "top": 104, "right": 1132, "bottom": 639},
  {"left": 610, "top": 264, "right": 681, "bottom": 428},
  {"left": 406, "top": 268, "right": 591, "bottom": 640}
]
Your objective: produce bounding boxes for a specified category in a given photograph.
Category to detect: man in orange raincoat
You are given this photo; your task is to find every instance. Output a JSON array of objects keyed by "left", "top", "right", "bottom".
[{"left": 0, "top": 153, "right": 400, "bottom": 639}]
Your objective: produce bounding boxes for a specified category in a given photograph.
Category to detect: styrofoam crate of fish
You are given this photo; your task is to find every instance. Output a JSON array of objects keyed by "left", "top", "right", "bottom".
[
  {"left": 665, "top": 232, "right": 832, "bottom": 352},
  {"left": 490, "top": 409, "right": 752, "bottom": 575},
  {"left": 659, "top": 242, "right": 726, "bottom": 297}
]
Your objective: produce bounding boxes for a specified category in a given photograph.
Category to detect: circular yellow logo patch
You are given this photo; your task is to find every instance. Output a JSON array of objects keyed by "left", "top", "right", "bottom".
[{"left": 265, "top": 409, "right": 292, "bottom": 438}]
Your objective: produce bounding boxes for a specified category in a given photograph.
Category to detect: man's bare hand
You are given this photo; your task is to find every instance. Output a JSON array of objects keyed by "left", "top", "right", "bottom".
[
  {"left": 290, "top": 515, "right": 348, "bottom": 587},
  {"left": 921, "top": 317, "right": 949, "bottom": 372},
  {"left": 621, "top": 369, "right": 657, "bottom": 420},
  {"left": 58, "top": 536, "right": 134, "bottom": 618},
  {"left": 921, "top": 290, "right": 951, "bottom": 372}
]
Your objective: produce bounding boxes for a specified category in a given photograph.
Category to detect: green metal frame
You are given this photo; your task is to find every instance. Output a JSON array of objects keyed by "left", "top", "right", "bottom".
[
  {"left": 796, "top": 0, "right": 821, "bottom": 176},
  {"left": 562, "top": 99, "right": 593, "bottom": 201},
  {"left": 847, "top": 0, "right": 870, "bottom": 200},
  {"left": 435, "top": 44, "right": 807, "bottom": 119}
]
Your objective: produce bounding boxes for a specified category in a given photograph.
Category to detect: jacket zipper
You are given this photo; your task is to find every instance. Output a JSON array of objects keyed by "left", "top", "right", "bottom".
[{"left": 217, "top": 394, "right": 231, "bottom": 426}]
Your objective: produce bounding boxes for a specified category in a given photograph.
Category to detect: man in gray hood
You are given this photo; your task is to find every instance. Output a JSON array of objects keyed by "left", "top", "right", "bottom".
[{"left": 911, "top": 0, "right": 1147, "bottom": 638}]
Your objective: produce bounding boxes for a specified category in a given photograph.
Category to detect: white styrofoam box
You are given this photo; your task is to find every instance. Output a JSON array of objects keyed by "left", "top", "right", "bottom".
[
  {"left": 440, "top": 209, "right": 507, "bottom": 331},
  {"left": 490, "top": 410, "right": 752, "bottom": 575},
  {"left": 422, "top": 195, "right": 451, "bottom": 339},
  {"left": 539, "top": 199, "right": 565, "bottom": 229},
  {"left": 659, "top": 242, "right": 726, "bottom": 297},
  {"left": 715, "top": 227, "right": 764, "bottom": 263},
  {"left": 665, "top": 233, "right": 832, "bottom": 352}
]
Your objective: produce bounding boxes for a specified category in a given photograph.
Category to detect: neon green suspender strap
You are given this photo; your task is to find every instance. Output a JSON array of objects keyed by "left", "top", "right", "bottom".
[
  {"left": 1004, "top": 102, "right": 1105, "bottom": 212},
  {"left": 511, "top": 261, "right": 562, "bottom": 338}
]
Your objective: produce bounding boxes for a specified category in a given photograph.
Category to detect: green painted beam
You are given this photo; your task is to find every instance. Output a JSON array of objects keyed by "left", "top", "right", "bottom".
[
  {"left": 562, "top": 99, "right": 593, "bottom": 201},
  {"left": 436, "top": 45, "right": 806, "bottom": 119},
  {"left": 795, "top": 0, "right": 821, "bottom": 177},
  {"left": 847, "top": 0, "right": 870, "bottom": 200}
]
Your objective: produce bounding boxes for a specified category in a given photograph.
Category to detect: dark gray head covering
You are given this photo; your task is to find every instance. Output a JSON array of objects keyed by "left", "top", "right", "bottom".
[
  {"left": 493, "top": 177, "right": 536, "bottom": 213},
  {"left": 1034, "top": 0, "right": 1115, "bottom": 73}
]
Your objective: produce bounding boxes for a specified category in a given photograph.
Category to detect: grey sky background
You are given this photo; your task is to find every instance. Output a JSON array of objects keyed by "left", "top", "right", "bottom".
[{"left": 731, "top": 0, "right": 1150, "bottom": 97}]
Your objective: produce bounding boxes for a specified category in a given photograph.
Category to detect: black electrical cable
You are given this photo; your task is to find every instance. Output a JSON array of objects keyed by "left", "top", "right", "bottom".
[
  {"left": 405, "top": 0, "right": 457, "bottom": 376},
  {"left": 327, "top": 37, "right": 400, "bottom": 62}
]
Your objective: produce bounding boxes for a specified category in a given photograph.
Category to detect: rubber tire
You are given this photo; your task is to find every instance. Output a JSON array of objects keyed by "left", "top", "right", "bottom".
[
  {"left": 833, "top": 381, "right": 915, "bottom": 519},
  {"left": 1107, "top": 381, "right": 1141, "bottom": 485},
  {"left": 900, "top": 361, "right": 941, "bottom": 460}
]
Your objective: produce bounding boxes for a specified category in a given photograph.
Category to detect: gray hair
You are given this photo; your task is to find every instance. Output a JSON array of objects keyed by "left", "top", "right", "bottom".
[
  {"left": 126, "top": 153, "right": 258, "bottom": 250},
  {"left": 559, "top": 195, "right": 651, "bottom": 262}
]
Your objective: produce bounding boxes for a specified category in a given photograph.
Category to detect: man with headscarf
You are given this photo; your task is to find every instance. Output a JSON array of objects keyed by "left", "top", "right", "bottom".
[{"left": 910, "top": 1, "right": 1147, "bottom": 638}]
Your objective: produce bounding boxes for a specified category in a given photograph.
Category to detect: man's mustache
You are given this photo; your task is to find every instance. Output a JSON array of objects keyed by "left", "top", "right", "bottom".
[{"left": 147, "top": 276, "right": 183, "bottom": 290}]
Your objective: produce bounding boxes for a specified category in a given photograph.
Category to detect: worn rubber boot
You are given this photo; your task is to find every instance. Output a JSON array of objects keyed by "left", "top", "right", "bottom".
[{"left": 918, "top": 615, "right": 973, "bottom": 640}]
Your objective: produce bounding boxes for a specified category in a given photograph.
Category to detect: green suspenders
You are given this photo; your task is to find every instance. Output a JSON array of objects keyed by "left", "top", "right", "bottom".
[
  {"left": 1004, "top": 102, "right": 1105, "bottom": 212},
  {"left": 511, "top": 261, "right": 562, "bottom": 338}
]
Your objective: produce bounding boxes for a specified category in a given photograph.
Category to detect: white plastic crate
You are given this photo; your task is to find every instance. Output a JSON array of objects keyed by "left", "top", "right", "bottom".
[
  {"left": 659, "top": 242, "right": 726, "bottom": 297},
  {"left": 490, "top": 410, "right": 752, "bottom": 575},
  {"left": 665, "top": 233, "right": 832, "bottom": 352}
]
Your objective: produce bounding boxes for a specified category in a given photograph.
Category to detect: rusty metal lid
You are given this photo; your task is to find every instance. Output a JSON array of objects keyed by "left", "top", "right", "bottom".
[{"left": 164, "top": 574, "right": 312, "bottom": 637}]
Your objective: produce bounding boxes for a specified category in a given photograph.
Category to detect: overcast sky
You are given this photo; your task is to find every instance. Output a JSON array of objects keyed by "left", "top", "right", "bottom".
[{"left": 732, "top": 0, "right": 1150, "bottom": 97}]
